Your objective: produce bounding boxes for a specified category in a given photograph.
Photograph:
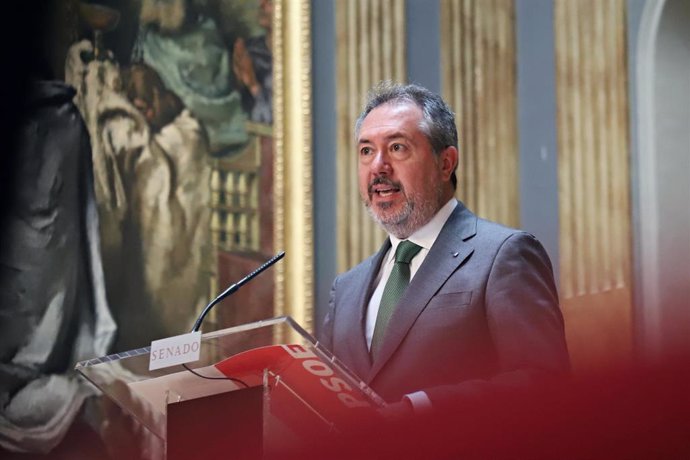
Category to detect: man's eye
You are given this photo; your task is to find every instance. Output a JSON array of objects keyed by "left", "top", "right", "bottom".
[
  {"left": 392, "top": 143, "right": 404, "bottom": 151},
  {"left": 360, "top": 147, "right": 371, "bottom": 155}
]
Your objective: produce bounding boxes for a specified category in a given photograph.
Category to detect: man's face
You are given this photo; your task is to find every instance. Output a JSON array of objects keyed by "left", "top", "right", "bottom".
[{"left": 357, "top": 102, "right": 455, "bottom": 238}]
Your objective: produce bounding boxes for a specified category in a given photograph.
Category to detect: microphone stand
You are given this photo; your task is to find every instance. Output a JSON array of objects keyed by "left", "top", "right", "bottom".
[{"left": 190, "top": 251, "right": 286, "bottom": 333}]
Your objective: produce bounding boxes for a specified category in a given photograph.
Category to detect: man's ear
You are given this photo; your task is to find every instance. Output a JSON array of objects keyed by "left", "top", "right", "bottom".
[{"left": 439, "top": 146, "right": 459, "bottom": 181}]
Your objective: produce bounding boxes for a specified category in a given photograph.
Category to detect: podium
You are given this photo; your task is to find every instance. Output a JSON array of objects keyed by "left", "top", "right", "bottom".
[{"left": 75, "top": 316, "right": 385, "bottom": 459}]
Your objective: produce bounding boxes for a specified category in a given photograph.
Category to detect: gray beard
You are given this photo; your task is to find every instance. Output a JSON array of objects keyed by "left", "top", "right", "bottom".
[{"left": 365, "top": 183, "right": 443, "bottom": 239}]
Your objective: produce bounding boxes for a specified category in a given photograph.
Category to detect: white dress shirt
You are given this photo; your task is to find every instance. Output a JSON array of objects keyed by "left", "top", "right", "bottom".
[{"left": 365, "top": 198, "right": 458, "bottom": 412}]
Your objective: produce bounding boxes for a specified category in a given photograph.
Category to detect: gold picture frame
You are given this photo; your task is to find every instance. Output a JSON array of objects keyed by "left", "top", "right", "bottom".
[{"left": 273, "top": 0, "right": 314, "bottom": 331}]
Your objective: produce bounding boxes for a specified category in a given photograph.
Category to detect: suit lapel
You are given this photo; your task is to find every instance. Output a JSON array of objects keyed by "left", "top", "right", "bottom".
[
  {"left": 342, "top": 240, "right": 391, "bottom": 378},
  {"left": 368, "top": 204, "right": 477, "bottom": 382}
]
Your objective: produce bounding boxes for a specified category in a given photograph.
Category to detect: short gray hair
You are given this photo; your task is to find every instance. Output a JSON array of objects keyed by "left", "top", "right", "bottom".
[{"left": 355, "top": 81, "right": 458, "bottom": 188}]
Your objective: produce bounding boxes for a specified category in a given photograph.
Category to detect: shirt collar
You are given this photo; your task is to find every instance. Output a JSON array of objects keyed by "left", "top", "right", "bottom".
[{"left": 388, "top": 198, "right": 458, "bottom": 256}]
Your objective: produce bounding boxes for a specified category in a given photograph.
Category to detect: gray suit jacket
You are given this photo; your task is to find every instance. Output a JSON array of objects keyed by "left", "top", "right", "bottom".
[{"left": 320, "top": 202, "right": 570, "bottom": 405}]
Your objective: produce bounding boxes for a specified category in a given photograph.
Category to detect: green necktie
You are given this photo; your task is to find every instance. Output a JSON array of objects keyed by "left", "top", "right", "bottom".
[{"left": 371, "top": 240, "right": 422, "bottom": 358}]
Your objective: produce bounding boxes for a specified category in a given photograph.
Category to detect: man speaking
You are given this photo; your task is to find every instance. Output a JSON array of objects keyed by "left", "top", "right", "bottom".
[{"left": 320, "top": 82, "right": 570, "bottom": 414}]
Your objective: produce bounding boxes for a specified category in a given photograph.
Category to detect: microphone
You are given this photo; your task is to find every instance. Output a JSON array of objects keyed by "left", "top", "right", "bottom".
[{"left": 190, "top": 251, "right": 285, "bottom": 333}]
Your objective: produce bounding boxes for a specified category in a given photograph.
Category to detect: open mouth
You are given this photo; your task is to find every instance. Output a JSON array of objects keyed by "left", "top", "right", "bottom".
[
  {"left": 369, "top": 179, "right": 402, "bottom": 199},
  {"left": 372, "top": 185, "right": 400, "bottom": 197}
]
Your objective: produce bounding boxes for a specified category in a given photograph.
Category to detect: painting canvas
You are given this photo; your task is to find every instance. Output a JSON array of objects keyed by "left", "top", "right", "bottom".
[{"left": 59, "top": 0, "right": 279, "bottom": 351}]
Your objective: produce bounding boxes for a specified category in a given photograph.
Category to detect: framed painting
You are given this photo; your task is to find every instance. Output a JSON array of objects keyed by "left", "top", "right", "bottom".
[{"left": 53, "top": 0, "right": 312, "bottom": 350}]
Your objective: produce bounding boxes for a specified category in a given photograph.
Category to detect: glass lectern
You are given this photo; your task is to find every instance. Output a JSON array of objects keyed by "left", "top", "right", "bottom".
[{"left": 76, "top": 316, "right": 384, "bottom": 459}]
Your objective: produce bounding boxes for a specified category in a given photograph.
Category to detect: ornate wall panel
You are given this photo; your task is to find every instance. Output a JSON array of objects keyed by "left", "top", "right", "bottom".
[
  {"left": 440, "top": 0, "right": 519, "bottom": 227},
  {"left": 554, "top": 0, "right": 633, "bottom": 369},
  {"left": 335, "top": 0, "right": 407, "bottom": 272}
]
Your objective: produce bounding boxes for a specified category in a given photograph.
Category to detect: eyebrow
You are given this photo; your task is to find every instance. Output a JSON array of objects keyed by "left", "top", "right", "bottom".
[{"left": 357, "top": 131, "right": 410, "bottom": 145}]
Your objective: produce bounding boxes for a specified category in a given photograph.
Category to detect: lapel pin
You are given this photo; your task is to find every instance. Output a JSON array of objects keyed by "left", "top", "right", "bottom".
[{"left": 452, "top": 252, "right": 459, "bottom": 257}]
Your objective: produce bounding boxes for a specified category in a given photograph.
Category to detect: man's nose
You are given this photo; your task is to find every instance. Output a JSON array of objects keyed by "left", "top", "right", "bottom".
[{"left": 370, "top": 150, "right": 391, "bottom": 175}]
